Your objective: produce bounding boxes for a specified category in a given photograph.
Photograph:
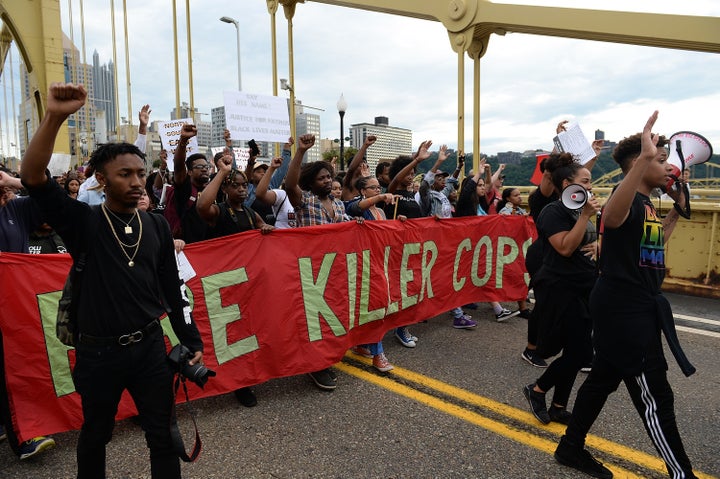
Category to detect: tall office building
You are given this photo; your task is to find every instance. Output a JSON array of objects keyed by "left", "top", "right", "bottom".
[
  {"left": 349, "top": 116, "right": 412, "bottom": 173},
  {"left": 295, "top": 101, "right": 321, "bottom": 163},
  {"left": 62, "top": 34, "right": 96, "bottom": 157},
  {"left": 92, "top": 50, "right": 116, "bottom": 138}
]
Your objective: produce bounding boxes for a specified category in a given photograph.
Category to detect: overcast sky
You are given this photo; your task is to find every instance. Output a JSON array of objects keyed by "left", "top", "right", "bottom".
[{"left": 54, "top": 0, "right": 720, "bottom": 156}]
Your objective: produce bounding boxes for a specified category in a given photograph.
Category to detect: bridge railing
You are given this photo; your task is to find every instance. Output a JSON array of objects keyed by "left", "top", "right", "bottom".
[{"left": 515, "top": 186, "right": 720, "bottom": 298}]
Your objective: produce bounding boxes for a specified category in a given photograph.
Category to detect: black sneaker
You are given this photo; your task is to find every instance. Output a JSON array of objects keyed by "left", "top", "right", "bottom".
[
  {"left": 523, "top": 383, "right": 550, "bottom": 424},
  {"left": 549, "top": 405, "right": 572, "bottom": 425},
  {"left": 308, "top": 368, "right": 337, "bottom": 391},
  {"left": 555, "top": 436, "right": 613, "bottom": 479},
  {"left": 234, "top": 386, "right": 258, "bottom": 407},
  {"left": 521, "top": 348, "right": 548, "bottom": 368},
  {"left": 518, "top": 308, "right": 533, "bottom": 319}
]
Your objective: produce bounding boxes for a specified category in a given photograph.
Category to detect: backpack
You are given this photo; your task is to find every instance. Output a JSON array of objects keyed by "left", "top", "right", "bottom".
[{"left": 56, "top": 205, "right": 100, "bottom": 347}]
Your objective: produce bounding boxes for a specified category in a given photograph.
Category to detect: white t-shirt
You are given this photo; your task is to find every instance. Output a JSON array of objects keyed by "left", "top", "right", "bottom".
[{"left": 272, "top": 189, "right": 297, "bottom": 229}]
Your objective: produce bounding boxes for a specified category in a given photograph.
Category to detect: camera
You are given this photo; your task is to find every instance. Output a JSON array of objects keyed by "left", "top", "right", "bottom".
[{"left": 167, "top": 344, "right": 216, "bottom": 388}]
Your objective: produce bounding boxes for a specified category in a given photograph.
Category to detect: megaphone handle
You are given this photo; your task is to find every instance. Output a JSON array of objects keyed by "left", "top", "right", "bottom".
[{"left": 673, "top": 183, "right": 691, "bottom": 219}]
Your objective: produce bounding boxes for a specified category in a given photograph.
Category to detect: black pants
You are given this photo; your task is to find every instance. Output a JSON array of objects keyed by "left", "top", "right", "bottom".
[
  {"left": 0, "top": 331, "right": 22, "bottom": 456},
  {"left": 535, "top": 303, "right": 592, "bottom": 407},
  {"left": 564, "top": 357, "right": 697, "bottom": 479},
  {"left": 73, "top": 330, "right": 180, "bottom": 479}
]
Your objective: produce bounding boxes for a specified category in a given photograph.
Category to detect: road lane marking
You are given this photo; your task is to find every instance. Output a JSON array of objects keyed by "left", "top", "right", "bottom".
[
  {"left": 335, "top": 361, "right": 645, "bottom": 479},
  {"left": 676, "top": 325, "right": 720, "bottom": 338},
  {"left": 341, "top": 353, "right": 718, "bottom": 479},
  {"left": 674, "top": 314, "right": 720, "bottom": 326}
]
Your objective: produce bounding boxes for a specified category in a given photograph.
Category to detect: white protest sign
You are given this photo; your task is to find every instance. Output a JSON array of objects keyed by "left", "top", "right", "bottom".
[
  {"left": 552, "top": 123, "right": 596, "bottom": 165},
  {"left": 48, "top": 153, "right": 72, "bottom": 177},
  {"left": 223, "top": 91, "right": 290, "bottom": 143},
  {"left": 158, "top": 118, "right": 200, "bottom": 171},
  {"left": 209, "top": 147, "right": 250, "bottom": 171}
]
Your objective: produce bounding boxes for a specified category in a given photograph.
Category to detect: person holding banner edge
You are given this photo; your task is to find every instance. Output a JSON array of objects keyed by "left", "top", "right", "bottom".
[
  {"left": 285, "top": 133, "right": 353, "bottom": 391},
  {"left": 21, "top": 82, "right": 204, "bottom": 479}
]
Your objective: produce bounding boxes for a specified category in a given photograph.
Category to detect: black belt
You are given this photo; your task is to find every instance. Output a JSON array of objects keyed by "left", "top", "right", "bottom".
[{"left": 78, "top": 319, "right": 160, "bottom": 346}]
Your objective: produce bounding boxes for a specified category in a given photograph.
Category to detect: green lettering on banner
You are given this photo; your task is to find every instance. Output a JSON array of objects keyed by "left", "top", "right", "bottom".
[
  {"left": 298, "top": 254, "right": 346, "bottom": 341},
  {"left": 400, "top": 242, "right": 421, "bottom": 310},
  {"left": 383, "top": 246, "right": 399, "bottom": 315},
  {"left": 495, "top": 237, "right": 519, "bottom": 288},
  {"left": 201, "top": 268, "right": 259, "bottom": 365},
  {"left": 472, "top": 236, "right": 493, "bottom": 287},
  {"left": 419, "top": 241, "right": 438, "bottom": 301},
  {"left": 359, "top": 250, "right": 385, "bottom": 325},
  {"left": 37, "top": 291, "right": 75, "bottom": 397},
  {"left": 453, "top": 238, "right": 472, "bottom": 291},
  {"left": 346, "top": 252, "right": 357, "bottom": 329}
]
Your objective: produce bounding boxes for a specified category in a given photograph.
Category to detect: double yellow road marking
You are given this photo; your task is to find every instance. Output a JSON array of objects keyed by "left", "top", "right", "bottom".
[{"left": 338, "top": 353, "right": 716, "bottom": 479}]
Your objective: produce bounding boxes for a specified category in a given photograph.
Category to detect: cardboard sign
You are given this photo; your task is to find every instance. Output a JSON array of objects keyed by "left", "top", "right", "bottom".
[{"left": 158, "top": 119, "right": 201, "bottom": 170}]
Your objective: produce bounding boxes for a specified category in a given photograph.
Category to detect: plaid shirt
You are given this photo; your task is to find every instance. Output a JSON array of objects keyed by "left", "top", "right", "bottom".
[{"left": 295, "top": 190, "right": 350, "bottom": 227}]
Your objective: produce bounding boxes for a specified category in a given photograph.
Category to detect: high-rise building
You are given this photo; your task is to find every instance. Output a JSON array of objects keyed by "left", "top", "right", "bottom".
[
  {"left": 19, "top": 34, "right": 116, "bottom": 161},
  {"left": 92, "top": 50, "right": 116, "bottom": 137},
  {"left": 595, "top": 129, "right": 605, "bottom": 141},
  {"left": 349, "top": 117, "right": 412, "bottom": 173},
  {"left": 295, "top": 101, "right": 321, "bottom": 163}
]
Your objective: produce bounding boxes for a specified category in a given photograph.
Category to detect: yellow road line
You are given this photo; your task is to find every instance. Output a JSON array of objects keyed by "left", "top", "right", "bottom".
[
  {"left": 335, "top": 361, "right": 644, "bottom": 478},
  {"left": 341, "top": 353, "right": 717, "bottom": 479}
]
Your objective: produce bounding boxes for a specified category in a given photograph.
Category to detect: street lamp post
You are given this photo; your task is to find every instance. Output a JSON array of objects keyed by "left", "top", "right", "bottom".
[
  {"left": 220, "top": 16, "right": 242, "bottom": 91},
  {"left": 337, "top": 94, "right": 347, "bottom": 171}
]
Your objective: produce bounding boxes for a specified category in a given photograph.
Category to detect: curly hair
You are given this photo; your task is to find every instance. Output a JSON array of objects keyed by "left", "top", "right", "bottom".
[
  {"left": 612, "top": 133, "right": 668, "bottom": 173},
  {"left": 389, "top": 156, "right": 414, "bottom": 185},
  {"left": 298, "top": 161, "right": 333, "bottom": 191},
  {"left": 89, "top": 142, "right": 145, "bottom": 173},
  {"left": 354, "top": 175, "right": 376, "bottom": 192}
]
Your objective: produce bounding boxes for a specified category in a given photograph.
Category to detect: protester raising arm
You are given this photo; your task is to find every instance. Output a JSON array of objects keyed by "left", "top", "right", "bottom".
[
  {"left": 284, "top": 134, "right": 315, "bottom": 207},
  {"left": 172, "top": 124, "right": 197, "bottom": 187},
  {"left": 196, "top": 152, "right": 232, "bottom": 226},
  {"left": 135, "top": 104, "right": 150, "bottom": 154},
  {"left": 387, "top": 140, "right": 432, "bottom": 194},
  {"left": 602, "top": 111, "right": 659, "bottom": 230},
  {"left": 342, "top": 135, "right": 376, "bottom": 200},
  {"left": 22, "top": 84, "right": 88, "bottom": 187},
  {"left": 268, "top": 137, "right": 294, "bottom": 190},
  {"left": 255, "top": 156, "right": 284, "bottom": 205}
]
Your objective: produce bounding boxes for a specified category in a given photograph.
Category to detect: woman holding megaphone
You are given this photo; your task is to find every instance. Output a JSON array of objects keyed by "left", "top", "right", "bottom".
[{"left": 522, "top": 154, "right": 600, "bottom": 426}]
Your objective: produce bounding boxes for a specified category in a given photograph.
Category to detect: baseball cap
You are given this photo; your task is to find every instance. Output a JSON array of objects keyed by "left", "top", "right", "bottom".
[{"left": 435, "top": 171, "right": 450, "bottom": 178}]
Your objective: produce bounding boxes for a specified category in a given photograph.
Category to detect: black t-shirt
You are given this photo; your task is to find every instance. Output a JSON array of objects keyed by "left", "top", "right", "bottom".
[
  {"left": 590, "top": 193, "right": 667, "bottom": 374},
  {"left": 528, "top": 188, "right": 558, "bottom": 223},
  {"left": 207, "top": 203, "right": 257, "bottom": 239},
  {"left": 598, "top": 192, "right": 665, "bottom": 293},
  {"left": 536, "top": 201, "right": 596, "bottom": 281},
  {"left": 27, "top": 175, "right": 202, "bottom": 350},
  {"left": 164, "top": 176, "right": 208, "bottom": 244},
  {"left": 384, "top": 190, "right": 422, "bottom": 219}
]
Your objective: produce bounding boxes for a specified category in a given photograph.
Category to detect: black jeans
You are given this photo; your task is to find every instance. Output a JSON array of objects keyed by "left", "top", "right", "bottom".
[
  {"left": 564, "top": 356, "right": 697, "bottom": 479},
  {"left": 73, "top": 330, "right": 180, "bottom": 479}
]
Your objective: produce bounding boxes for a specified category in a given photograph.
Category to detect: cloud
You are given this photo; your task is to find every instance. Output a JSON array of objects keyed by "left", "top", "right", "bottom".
[{"left": 45, "top": 0, "right": 720, "bottom": 157}]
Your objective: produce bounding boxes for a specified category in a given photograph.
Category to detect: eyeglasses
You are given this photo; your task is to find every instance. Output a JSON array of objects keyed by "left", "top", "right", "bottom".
[{"left": 192, "top": 164, "right": 210, "bottom": 171}]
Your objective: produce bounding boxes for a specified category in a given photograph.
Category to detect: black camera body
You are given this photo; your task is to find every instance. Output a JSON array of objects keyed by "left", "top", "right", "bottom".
[{"left": 167, "top": 344, "right": 216, "bottom": 388}]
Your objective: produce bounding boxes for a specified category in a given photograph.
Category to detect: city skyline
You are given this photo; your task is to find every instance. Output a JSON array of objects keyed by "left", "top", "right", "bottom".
[{"left": 2, "top": 1, "right": 717, "bottom": 160}]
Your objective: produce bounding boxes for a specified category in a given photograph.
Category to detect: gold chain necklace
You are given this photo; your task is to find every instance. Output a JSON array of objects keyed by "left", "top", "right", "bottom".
[
  {"left": 103, "top": 203, "right": 138, "bottom": 233},
  {"left": 101, "top": 203, "right": 143, "bottom": 267}
]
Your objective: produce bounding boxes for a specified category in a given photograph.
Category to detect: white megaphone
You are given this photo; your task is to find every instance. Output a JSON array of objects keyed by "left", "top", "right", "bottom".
[
  {"left": 666, "top": 131, "right": 713, "bottom": 190},
  {"left": 561, "top": 184, "right": 591, "bottom": 210}
]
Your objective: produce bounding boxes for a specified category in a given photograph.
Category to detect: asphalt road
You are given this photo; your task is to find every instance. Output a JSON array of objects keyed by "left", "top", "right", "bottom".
[{"left": 1, "top": 293, "right": 718, "bottom": 479}]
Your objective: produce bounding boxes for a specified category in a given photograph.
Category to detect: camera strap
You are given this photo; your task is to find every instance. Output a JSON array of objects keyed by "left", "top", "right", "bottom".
[{"left": 169, "top": 374, "right": 202, "bottom": 462}]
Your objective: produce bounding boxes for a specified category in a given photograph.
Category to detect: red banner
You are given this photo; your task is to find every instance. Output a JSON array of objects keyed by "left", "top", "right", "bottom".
[{"left": 0, "top": 215, "right": 535, "bottom": 440}]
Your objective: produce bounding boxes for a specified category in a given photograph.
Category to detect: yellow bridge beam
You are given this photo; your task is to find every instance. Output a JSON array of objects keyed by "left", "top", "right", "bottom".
[
  {"left": 0, "top": 0, "right": 69, "bottom": 155},
  {"left": 305, "top": 0, "right": 720, "bottom": 54}
]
